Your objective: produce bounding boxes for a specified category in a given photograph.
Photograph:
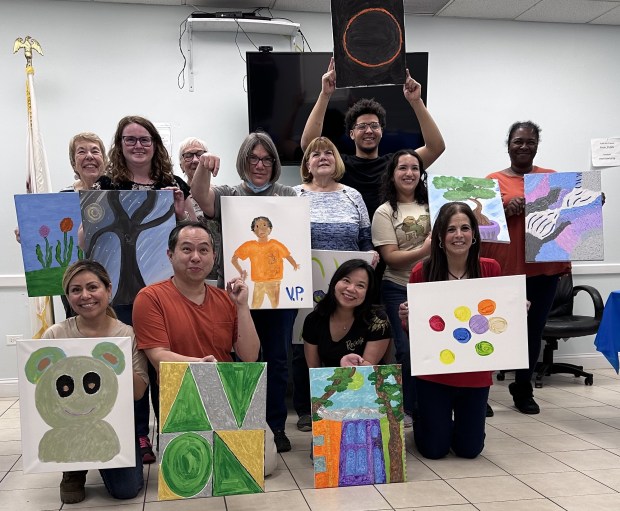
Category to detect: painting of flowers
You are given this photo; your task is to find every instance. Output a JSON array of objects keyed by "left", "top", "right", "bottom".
[{"left": 14, "top": 193, "right": 83, "bottom": 296}]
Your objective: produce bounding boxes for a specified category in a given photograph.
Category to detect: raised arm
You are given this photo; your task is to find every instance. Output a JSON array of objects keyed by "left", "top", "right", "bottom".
[
  {"left": 300, "top": 57, "right": 336, "bottom": 151},
  {"left": 403, "top": 69, "right": 445, "bottom": 169},
  {"left": 226, "top": 277, "right": 260, "bottom": 362},
  {"left": 190, "top": 152, "right": 220, "bottom": 217}
]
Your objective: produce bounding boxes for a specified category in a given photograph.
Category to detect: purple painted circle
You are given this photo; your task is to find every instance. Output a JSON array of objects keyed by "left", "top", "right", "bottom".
[
  {"left": 453, "top": 328, "right": 472, "bottom": 344},
  {"left": 469, "top": 315, "right": 489, "bottom": 334}
]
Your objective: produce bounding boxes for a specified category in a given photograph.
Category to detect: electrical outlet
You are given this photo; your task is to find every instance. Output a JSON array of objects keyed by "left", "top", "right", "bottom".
[{"left": 6, "top": 334, "right": 23, "bottom": 346}]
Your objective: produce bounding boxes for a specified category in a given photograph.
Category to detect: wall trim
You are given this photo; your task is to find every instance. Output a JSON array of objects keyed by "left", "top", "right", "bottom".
[
  {"left": 0, "top": 379, "right": 18, "bottom": 398},
  {"left": 553, "top": 353, "right": 613, "bottom": 371},
  {"left": 572, "top": 263, "right": 620, "bottom": 275}
]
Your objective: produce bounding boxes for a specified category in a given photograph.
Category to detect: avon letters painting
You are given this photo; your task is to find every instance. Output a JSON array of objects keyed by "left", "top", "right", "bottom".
[{"left": 158, "top": 362, "right": 266, "bottom": 500}]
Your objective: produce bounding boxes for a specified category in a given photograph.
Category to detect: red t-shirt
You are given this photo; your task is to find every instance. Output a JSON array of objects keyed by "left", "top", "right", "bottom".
[
  {"left": 133, "top": 279, "right": 237, "bottom": 362},
  {"left": 407, "top": 258, "right": 500, "bottom": 387}
]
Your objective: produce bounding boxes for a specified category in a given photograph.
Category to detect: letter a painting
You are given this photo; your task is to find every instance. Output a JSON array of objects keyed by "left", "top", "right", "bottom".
[
  {"left": 158, "top": 362, "right": 266, "bottom": 500},
  {"left": 331, "top": 0, "right": 406, "bottom": 88},
  {"left": 14, "top": 193, "right": 83, "bottom": 296},
  {"left": 80, "top": 190, "right": 176, "bottom": 305},
  {"left": 407, "top": 275, "right": 528, "bottom": 375},
  {"left": 310, "top": 365, "right": 406, "bottom": 489},
  {"left": 524, "top": 171, "right": 603, "bottom": 262},
  {"left": 16, "top": 337, "right": 135, "bottom": 474}
]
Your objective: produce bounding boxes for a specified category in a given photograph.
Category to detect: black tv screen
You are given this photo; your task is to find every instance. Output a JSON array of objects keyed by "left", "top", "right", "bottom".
[{"left": 247, "top": 51, "right": 428, "bottom": 166}]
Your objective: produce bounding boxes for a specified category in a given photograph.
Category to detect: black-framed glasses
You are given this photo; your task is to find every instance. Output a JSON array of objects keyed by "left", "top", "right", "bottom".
[
  {"left": 182, "top": 150, "right": 206, "bottom": 162},
  {"left": 122, "top": 136, "right": 153, "bottom": 147},
  {"left": 248, "top": 155, "right": 274, "bottom": 167},
  {"left": 353, "top": 122, "right": 382, "bottom": 132}
]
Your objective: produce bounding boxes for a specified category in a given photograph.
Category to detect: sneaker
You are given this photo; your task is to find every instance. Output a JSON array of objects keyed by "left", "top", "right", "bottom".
[
  {"left": 486, "top": 403, "right": 494, "bottom": 417},
  {"left": 297, "top": 415, "right": 312, "bottom": 432},
  {"left": 60, "top": 470, "right": 86, "bottom": 504},
  {"left": 274, "top": 430, "right": 291, "bottom": 453},
  {"left": 139, "top": 435, "right": 156, "bottom": 464},
  {"left": 403, "top": 413, "right": 413, "bottom": 428}
]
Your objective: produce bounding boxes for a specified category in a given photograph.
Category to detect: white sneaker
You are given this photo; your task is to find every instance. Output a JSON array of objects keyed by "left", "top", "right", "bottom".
[{"left": 403, "top": 413, "right": 413, "bottom": 428}]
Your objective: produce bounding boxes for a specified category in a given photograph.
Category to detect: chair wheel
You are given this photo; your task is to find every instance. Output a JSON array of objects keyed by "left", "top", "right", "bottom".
[
  {"left": 535, "top": 381, "right": 543, "bottom": 389},
  {"left": 585, "top": 376, "right": 593, "bottom": 386},
  {"left": 496, "top": 373, "right": 505, "bottom": 381}
]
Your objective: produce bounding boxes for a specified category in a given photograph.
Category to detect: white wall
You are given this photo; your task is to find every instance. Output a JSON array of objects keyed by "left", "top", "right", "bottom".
[{"left": 1, "top": 1, "right": 618, "bottom": 390}]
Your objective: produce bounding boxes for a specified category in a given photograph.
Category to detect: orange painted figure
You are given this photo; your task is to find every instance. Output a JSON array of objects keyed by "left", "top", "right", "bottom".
[{"left": 232, "top": 216, "right": 300, "bottom": 308}]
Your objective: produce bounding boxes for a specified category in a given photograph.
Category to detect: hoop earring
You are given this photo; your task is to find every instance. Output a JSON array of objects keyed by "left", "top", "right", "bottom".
[
  {"left": 439, "top": 240, "right": 444, "bottom": 249},
  {"left": 472, "top": 238, "right": 477, "bottom": 245}
]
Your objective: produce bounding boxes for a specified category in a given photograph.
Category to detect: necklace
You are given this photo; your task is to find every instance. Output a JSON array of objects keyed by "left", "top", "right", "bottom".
[{"left": 448, "top": 269, "right": 467, "bottom": 280}]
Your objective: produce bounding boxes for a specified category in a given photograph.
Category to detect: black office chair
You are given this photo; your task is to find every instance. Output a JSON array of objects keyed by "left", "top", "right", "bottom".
[{"left": 497, "top": 273, "right": 603, "bottom": 388}]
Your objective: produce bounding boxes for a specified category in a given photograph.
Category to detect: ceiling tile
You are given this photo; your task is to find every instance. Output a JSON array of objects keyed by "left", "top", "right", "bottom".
[
  {"left": 437, "top": 0, "right": 540, "bottom": 19},
  {"left": 273, "top": 0, "right": 330, "bottom": 13},
  {"left": 589, "top": 4, "right": 620, "bottom": 22},
  {"left": 403, "top": 0, "right": 452, "bottom": 14},
  {"left": 516, "top": 0, "right": 620, "bottom": 23}
]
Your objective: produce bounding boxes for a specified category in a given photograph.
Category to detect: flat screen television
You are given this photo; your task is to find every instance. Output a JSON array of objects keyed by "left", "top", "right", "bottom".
[{"left": 246, "top": 51, "right": 428, "bottom": 166}]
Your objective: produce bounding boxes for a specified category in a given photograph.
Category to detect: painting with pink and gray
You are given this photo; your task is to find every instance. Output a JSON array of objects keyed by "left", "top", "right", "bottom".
[{"left": 524, "top": 171, "right": 603, "bottom": 262}]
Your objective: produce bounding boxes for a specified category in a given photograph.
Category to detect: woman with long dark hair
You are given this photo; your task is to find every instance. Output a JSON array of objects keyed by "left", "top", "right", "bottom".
[
  {"left": 43, "top": 260, "right": 148, "bottom": 503},
  {"left": 303, "top": 259, "right": 391, "bottom": 369},
  {"left": 371, "top": 148, "right": 431, "bottom": 426},
  {"left": 400, "top": 202, "right": 501, "bottom": 459}
]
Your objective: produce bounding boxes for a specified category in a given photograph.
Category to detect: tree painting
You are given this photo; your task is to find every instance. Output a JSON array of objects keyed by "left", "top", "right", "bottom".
[
  {"left": 369, "top": 365, "right": 404, "bottom": 483},
  {"left": 80, "top": 191, "right": 176, "bottom": 306},
  {"left": 310, "top": 365, "right": 405, "bottom": 488},
  {"left": 15, "top": 193, "right": 83, "bottom": 297},
  {"left": 428, "top": 176, "right": 510, "bottom": 243}
]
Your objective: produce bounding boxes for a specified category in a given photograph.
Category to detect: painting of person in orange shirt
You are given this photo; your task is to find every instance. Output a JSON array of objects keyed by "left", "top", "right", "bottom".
[{"left": 232, "top": 216, "right": 300, "bottom": 308}]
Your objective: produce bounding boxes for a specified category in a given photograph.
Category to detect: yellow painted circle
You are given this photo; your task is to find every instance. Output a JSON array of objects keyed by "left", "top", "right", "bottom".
[
  {"left": 439, "top": 349, "right": 455, "bottom": 365},
  {"left": 454, "top": 306, "right": 472, "bottom": 322}
]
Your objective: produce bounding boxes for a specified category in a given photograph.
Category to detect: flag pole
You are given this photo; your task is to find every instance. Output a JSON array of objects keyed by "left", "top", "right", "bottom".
[{"left": 14, "top": 36, "right": 55, "bottom": 337}]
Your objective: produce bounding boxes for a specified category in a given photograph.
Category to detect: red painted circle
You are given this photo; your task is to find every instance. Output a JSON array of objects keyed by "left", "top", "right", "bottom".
[{"left": 342, "top": 8, "right": 403, "bottom": 69}]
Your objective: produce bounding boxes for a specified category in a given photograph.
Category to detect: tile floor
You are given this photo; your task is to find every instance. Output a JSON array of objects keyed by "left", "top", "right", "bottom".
[{"left": 3, "top": 369, "right": 620, "bottom": 510}]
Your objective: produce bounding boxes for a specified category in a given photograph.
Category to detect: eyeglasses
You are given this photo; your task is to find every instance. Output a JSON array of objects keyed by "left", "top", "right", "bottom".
[
  {"left": 248, "top": 155, "right": 274, "bottom": 167},
  {"left": 122, "top": 136, "right": 153, "bottom": 147},
  {"left": 353, "top": 122, "right": 382, "bottom": 132},
  {"left": 182, "top": 150, "right": 206, "bottom": 162}
]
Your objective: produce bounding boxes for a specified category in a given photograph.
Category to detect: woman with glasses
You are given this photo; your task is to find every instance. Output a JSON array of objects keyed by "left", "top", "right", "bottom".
[
  {"left": 191, "top": 131, "right": 298, "bottom": 454},
  {"left": 290, "top": 136, "right": 378, "bottom": 432},
  {"left": 93, "top": 115, "right": 195, "bottom": 222},
  {"left": 91, "top": 115, "right": 197, "bottom": 465}
]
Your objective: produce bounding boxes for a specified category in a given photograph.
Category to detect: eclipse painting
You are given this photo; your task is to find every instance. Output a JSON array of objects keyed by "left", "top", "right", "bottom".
[{"left": 331, "top": 0, "right": 406, "bottom": 88}]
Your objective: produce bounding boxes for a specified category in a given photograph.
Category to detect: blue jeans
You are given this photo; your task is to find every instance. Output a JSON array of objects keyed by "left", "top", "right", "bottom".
[
  {"left": 381, "top": 279, "right": 415, "bottom": 416},
  {"left": 251, "top": 309, "right": 297, "bottom": 432},
  {"left": 414, "top": 378, "right": 489, "bottom": 459},
  {"left": 516, "top": 274, "right": 560, "bottom": 384},
  {"left": 99, "top": 438, "right": 144, "bottom": 499}
]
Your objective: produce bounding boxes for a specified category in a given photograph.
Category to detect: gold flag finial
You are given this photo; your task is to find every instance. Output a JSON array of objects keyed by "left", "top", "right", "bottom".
[{"left": 13, "top": 36, "right": 44, "bottom": 68}]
